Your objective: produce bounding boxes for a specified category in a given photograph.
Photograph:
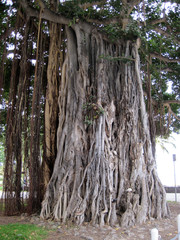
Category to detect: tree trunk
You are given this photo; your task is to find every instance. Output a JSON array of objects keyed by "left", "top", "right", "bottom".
[
  {"left": 29, "top": 17, "right": 45, "bottom": 213},
  {"left": 43, "top": 22, "right": 62, "bottom": 189},
  {"left": 41, "top": 24, "right": 169, "bottom": 227}
]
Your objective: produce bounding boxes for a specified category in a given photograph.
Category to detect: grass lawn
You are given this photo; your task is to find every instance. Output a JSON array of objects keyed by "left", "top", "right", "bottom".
[{"left": 0, "top": 223, "right": 49, "bottom": 240}]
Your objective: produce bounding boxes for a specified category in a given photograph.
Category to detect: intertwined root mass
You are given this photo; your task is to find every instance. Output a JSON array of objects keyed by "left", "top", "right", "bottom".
[{"left": 41, "top": 25, "right": 169, "bottom": 227}]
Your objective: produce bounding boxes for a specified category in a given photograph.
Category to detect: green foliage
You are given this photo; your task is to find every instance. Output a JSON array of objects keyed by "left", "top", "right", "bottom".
[
  {"left": 109, "top": 0, "right": 123, "bottom": 14},
  {"left": 84, "top": 115, "right": 93, "bottom": 126},
  {"left": 100, "top": 19, "right": 141, "bottom": 41},
  {"left": 0, "top": 223, "right": 49, "bottom": 240},
  {"left": 59, "top": 1, "right": 84, "bottom": 19},
  {"left": 101, "top": 24, "right": 121, "bottom": 41},
  {"left": 136, "top": 1, "right": 180, "bottom": 136},
  {"left": 58, "top": 0, "right": 114, "bottom": 29}
]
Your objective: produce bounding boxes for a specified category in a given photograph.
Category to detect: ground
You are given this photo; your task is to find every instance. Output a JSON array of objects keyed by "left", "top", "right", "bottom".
[{"left": 0, "top": 202, "right": 179, "bottom": 239}]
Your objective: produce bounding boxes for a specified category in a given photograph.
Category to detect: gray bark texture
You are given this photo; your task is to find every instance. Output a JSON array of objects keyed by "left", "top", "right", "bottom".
[{"left": 40, "top": 24, "right": 169, "bottom": 227}]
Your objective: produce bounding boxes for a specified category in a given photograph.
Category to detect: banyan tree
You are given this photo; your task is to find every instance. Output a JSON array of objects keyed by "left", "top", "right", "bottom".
[{"left": 1, "top": 0, "right": 180, "bottom": 227}]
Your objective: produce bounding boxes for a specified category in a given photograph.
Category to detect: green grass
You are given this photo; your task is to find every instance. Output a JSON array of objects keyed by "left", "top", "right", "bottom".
[{"left": 0, "top": 223, "right": 49, "bottom": 240}]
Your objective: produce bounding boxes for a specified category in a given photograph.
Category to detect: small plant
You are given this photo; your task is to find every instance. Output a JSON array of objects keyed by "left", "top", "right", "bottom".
[
  {"left": 84, "top": 116, "right": 93, "bottom": 126},
  {"left": 83, "top": 95, "right": 105, "bottom": 126}
]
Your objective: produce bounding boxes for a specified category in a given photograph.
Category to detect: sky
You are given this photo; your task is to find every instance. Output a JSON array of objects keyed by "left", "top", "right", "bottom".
[{"left": 156, "top": 133, "right": 180, "bottom": 187}]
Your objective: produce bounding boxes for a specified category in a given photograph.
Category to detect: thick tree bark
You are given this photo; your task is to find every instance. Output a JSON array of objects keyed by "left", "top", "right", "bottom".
[{"left": 40, "top": 24, "right": 169, "bottom": 227}]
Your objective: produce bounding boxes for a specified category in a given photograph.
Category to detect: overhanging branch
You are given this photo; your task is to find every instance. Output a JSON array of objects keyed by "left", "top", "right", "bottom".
[
  {"left": 154, "top": 27, "right": 180, "bottom": 45},
  {"left": 78, "top": 0, "right": 106, "bottom": 10},
  {"left": 161, "top": 68, "right": 174, "bottom": 72},
  {"left": 163, "top": 100, "right": 180, "bottom": 105},
  {"left": 139, "top": 17, "right": 167, "bottom": 27},
  {"left": 127, "top": 0, "right": 141, "bottom": 15},
  {"left": 163, "top": 102, "right": 180, "bottom": 121},
  {"left": 20, "top": 0, "right": 70, "bottom": 25},
  {"left": 150, "top": 53, "right": 180, "bottom": 63},
  {"left": 149, "top": 17, "right": 167, "bottom": 25},
  {"left": 86, "top": 16, "right": 120, "bottom": 25}
]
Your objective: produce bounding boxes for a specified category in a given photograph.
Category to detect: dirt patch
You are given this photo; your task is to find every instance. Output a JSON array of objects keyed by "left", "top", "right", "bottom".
[
  {"left": 0, "top": 215, "right": 30, "bottom": 225},
  {"left": 0, "top": 202, "right": 180, "bottom": 239}
]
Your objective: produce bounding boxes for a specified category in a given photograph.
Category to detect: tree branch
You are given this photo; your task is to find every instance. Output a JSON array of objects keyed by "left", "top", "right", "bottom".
[
  {"left": 149, "top": 17, "right": 167, "bottom": 25},
  {"left": 163, "top": 103, "right": 180, "bottom": 121},
  {"left": 19, "top": 0, "right": 142, "bottom": 32},
  {"left": 78, "top": 0, "right": 106, "bottom": 10},
  {"left": 161, "top": 68, "right": 174, "bottom": 72},
  {"left": 86, "top": 16, "right": 120, "bottom": 25},
  {"left": 139, "top": 17, "right": 167, "bottom": 27},
  {"left": 154, "top": 27, "right": 180, "bottom": 45},
  {"left": 20, "top": 0, "right": 70, "bottom": 25},
  {"left": 150, "top": 53, "right": 180, "bottom": 63},
  {"left": 127, "top": 0, "right": 141, "bottom": 15},
  {"left": 163, "top": 100, "right": 180, "bottom": 105}
]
